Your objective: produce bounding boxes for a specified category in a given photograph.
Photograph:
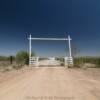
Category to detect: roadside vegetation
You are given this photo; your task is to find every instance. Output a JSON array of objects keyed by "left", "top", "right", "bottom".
[
  {"left": 0, "top": 52, "right": 100, "bottom": 72},
  {"left": 56, "top": 57, "right": 100, "bottom": 68},
  {"left": 74, "top": 57, "right": 100, "bottom": 68},
  {"left": 0, "top": 51, "right": 35, "bottom": 72}
]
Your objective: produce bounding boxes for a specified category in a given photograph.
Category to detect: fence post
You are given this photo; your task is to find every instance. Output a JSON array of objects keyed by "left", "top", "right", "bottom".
[{"left": 29, "top": 35, "right": 32, "bottom": 66}]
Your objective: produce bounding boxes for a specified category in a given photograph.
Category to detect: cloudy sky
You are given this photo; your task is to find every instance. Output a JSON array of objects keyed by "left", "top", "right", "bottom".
[{"left": 0, "top": 0, "right": 100, "bottom": 57}]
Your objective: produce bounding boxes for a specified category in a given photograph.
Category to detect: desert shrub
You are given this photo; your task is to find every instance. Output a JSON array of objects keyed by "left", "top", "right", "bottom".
[
  {"left": 3, "top": 68, "right": 10, "bottom": 72},
  {"left": 74, "top": 57, "right": 100, "bottom": 68},
  {"left": 13, "top": 65, "right": 23, "bottom": 70},
  {"left": 0, "top": 56, "right": 16, "bottom": 67},
  {"left": 61, "top": 62, "right": 64, "bottom": 66},
  {"left": 96, "top": 58, "right": 100, "bottom": 68},
  {"left": 16, "top": 51, "right": 35, "bottom": 65}
]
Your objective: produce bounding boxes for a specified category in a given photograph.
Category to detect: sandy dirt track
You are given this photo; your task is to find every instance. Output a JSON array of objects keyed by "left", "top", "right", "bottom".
[
  {"left": 39, "top": 59, "right": 61, "bottom": 66},
  {"left": 0, "top": 67, "right": 100, "bottom": 100}
]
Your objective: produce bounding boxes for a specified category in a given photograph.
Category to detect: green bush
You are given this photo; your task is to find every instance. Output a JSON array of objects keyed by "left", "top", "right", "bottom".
[{"left": 16, "top": 51, "right": 35, "bottom": 65}]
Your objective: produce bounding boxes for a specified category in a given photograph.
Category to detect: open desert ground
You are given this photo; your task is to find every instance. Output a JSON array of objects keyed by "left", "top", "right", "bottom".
[{"left": 0, "top": 66, "right": 100, "bottom": 100}]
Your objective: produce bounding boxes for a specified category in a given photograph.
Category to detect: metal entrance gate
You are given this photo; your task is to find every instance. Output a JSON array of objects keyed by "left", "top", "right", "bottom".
[
  {"left": 28, "top": 34, "right": 73, "bottom": 67},
  {"left": 29, "top": 57, "right": 73, "bottom": 67}
]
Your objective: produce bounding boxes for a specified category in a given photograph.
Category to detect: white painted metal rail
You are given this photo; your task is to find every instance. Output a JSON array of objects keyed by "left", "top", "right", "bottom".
[{"left": 28, "top": 37, "right": 71, "bottom": 41}]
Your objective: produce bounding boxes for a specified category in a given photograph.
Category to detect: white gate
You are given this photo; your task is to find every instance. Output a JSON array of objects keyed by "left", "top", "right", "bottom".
[
  {"left": 48, "top": 57, "right": 55, "bottom": 64},
  {"left": 29, "top": 57, "right": 39, "bottom": 66},
  {"left": 64, "top": 57, "right": 73, "bottom": 66},
  {"left": 28, "top": 34, "right": 73, "bottom": 67}
]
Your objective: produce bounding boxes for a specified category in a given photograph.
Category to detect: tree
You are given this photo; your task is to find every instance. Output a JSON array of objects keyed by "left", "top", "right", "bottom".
[{"left": 16, "top": 51, "right": 35, "bottom": 65}]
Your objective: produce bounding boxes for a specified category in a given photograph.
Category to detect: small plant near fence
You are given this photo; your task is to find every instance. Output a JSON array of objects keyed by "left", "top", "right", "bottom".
[{"left": 15, "top": 51, "right": 35, "bottom": 66}]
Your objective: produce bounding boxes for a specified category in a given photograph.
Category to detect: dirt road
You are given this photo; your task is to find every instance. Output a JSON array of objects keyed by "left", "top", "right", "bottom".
[
  {"left": 39, "top": 59, "right": 61, "bottom": 66},
  {"left": 0, "top": 67, "right": 100, "bottom": 100}
]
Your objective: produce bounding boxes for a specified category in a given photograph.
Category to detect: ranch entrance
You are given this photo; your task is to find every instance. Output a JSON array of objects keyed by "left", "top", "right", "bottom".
[{"left": 28, "top": 35, "right": 73, "bottom": 67}]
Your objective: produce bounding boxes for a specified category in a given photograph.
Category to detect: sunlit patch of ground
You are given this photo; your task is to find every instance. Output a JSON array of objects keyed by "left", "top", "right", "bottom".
[{"left": 0, "top": 66, "right": 100, "bottom": 100}]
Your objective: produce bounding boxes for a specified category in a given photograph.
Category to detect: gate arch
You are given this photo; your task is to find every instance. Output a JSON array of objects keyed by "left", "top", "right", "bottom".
[{"left": 28, "top": 34, "right": 73, "bottom": 67}]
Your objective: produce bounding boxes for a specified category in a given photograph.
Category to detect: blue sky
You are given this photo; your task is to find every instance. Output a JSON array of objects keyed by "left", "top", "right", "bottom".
[{"left": 0, "top": 0, "right": 100, "bottom": 57}]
